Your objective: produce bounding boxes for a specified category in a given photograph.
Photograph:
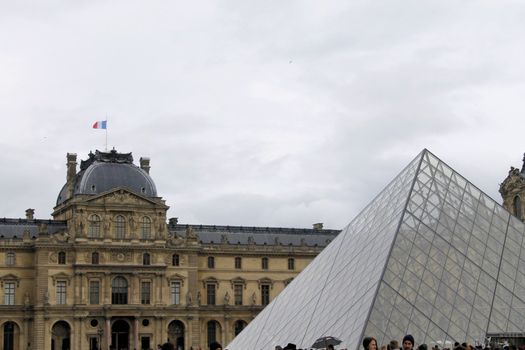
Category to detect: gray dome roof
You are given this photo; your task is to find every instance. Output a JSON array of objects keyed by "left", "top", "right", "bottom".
[{"left": 56, "top": 149, "right": 157, "bottom": 205}]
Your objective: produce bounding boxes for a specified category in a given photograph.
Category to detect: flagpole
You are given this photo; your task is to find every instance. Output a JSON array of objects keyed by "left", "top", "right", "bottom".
[{"left": 105, "top": 115, "right": 108, "bottom": 151}]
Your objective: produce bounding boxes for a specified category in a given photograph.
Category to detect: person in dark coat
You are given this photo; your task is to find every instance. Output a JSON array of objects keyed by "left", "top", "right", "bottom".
[
  {"left": 162, "top": 343, "right": 175, "bottom": 350},
  {"left": 283, "top": 343, "right": 297, "bottom": 350},
  {"left": 210, "top": 342, "right": 223, "bottom": 350},
  {"left": 402, "top": 335, "right": 415, "bottom": 350}
]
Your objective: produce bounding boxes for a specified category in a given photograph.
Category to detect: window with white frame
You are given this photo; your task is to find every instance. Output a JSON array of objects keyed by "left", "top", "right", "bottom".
[
  {"left": 115, "top": 215, "right": 126, "bottom": 239},
  {"left": 170, "top": 281, "right": 181, "bottom": 305},
  {"left": 4, "top": 281, "right": 15, "bottom": 305},
  {"left": 89, "top": 280, "right": 100, "bottom": 304},
  {"left": 5, "top": 252, "right": 15, "bottom": 266},
  {"left": 141, "top": 217, "right": 151, "bottom": 239},
  {"left": 234, "top": 284, "right": 243, "bottom": 306},
  {"left": 89, "top": 214, "right": 101, "bottom": 238},
  {"left": 141, "top": 281, "right": 151, "bottom": 305},
  {"left": 56, "top": 281, "right": 67, "bottom": 304}
]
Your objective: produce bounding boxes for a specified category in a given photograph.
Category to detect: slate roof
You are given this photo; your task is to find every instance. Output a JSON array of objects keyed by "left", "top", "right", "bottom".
[
  {"left": 0, "top": 219, "right": 341, "bottom": 246},
  {"left": 56, "top": 149, "right": 157, "bottom": 205},
  {"left": 0, "top": 218, "right": 66, "bottom": 239},
  {"left": 170, "top": 224, "right": 340, "bottom": 247}
]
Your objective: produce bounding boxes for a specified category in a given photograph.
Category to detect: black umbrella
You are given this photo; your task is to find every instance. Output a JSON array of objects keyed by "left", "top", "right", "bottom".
[{"left": 311, "top": 336, "right": 342, "bottom": 349}]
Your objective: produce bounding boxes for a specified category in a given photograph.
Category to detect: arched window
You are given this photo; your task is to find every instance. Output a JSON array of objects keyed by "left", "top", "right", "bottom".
[
  {"left": 514, "top": 195, "right": 522, "bottom": 220},
  {"left": 3, "top": 321, "right": 15, "bottom": 350},
  {"left": 234, "top": 320, "right": 247, "bottom": 336},
  {"left": 172, "top": 254, "right": 180, "bottom": 266},
  {"left": 143, "top": 253, "right": 151, "bottom": 266},
  {"left": 141, "top": 217, "right": 151, "bottom": 239},
  {"left": 89, "top": 214, "right": 101, "bottom": 238},
  {"left": 91, "top": 252, "right": 99, "bottom": 264},
  {"left": 207, "top": 320, "right": 220, "bottom": 345},
  {"left": 58, "top": 252, "right": 66, "bottom": 264},
  {"left": 115, "top": 215, "right": 126, "bottom": 239},
  {"left": 112, "top": 277, "right": 128, "bottom": 304}
]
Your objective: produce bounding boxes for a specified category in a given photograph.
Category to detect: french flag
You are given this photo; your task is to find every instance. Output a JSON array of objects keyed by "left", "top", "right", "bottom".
[{"left": 92, "top": 120, "right": 107, "bottom": 129}]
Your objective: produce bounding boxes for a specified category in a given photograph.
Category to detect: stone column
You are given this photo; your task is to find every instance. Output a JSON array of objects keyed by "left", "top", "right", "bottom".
[
  {"left": 134, "top": 317, "right": 139, "bottom": 350},
  {"left": 23, "top": 317, "right": 30, "bottom": 350},
  {"left": 156, "top": 274, "right": 162, "bottom": 304},
  {"left": 190, "top": 316, "right": 200, "bottom": 349},
  {"left": 104, "top": 273, "right": 111, "bottom": 304},
  {"left": 74, "top": 273, "right": 80, "bottom": 304},
  {"left": 74, "top": 317, "right": 82, "bottom": 350},
  {"left": 105, "top": 318, "right": 111, "bottom": 350},
  {"left": 222, "top": 317, "right": 228, "bottom": 346},
  {"left": 80, "top": 273, "right": 85, "bottom": 303}
]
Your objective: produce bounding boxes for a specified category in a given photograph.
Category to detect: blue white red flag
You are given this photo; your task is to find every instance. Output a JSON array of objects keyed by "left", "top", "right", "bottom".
[{"left": 92, "top": 120, "right": 107, "bottom": 129}]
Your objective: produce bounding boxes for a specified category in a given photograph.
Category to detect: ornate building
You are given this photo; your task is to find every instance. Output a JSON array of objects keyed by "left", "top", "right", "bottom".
[
  {"left": 500, "top": 153, "right": 525, "bottom": 220},
  {"left": 0, "top": 149, "right": 339, "bottom": 350}
]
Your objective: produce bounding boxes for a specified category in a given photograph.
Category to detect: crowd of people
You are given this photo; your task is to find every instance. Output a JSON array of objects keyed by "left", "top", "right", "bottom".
[{"left": 269, "top": 334, "right": 509, "bottom": 350}]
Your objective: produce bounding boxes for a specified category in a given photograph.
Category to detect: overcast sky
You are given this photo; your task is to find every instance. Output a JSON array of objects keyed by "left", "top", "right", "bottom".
[{"left": 1, "top": 1, "right": 524, "bottom": 229}]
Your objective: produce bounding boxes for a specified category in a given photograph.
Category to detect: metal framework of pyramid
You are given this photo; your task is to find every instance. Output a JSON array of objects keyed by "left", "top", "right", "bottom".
[{"left": 227, "top": 149, "right": 525, "bottom": 350}]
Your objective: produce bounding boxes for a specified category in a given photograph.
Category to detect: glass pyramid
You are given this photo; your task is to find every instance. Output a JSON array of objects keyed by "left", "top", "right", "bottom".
[{"left": 226, "top": 149, "right": 525, "bottom": 350}]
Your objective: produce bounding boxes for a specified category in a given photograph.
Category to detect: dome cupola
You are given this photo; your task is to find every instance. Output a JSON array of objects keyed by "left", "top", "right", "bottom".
[{"left": 56, "top": 149, "right": 157, "bottom": 205}]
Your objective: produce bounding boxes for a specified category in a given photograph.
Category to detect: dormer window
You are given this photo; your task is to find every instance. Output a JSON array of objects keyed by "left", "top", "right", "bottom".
[
  {"left": 141, "top": 187, "right": 146, "bottom": 194},
  {"left": 91, "top": 184, "right": 96, "bottom": 192}
]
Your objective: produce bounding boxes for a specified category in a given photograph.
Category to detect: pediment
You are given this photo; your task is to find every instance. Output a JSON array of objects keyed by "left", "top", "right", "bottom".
[
  {"left": 0, "top": 273, "right": 20, "bottom": 287},
  {"left": 83, "top": 188, "right": 165, "bottom": 207},
  {"left": 0, "top": 273, "right": 19, "bottom": 281},
  {"left": 50, "top": 272, "right": 72, "bottom": 285},
  {"left": 167, "top": 273, "right": 186, "bottom": 285}
]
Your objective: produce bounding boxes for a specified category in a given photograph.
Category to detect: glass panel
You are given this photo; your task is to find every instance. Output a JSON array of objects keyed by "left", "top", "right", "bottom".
[{"left": 226, "top": 150, "right": 525, "bottom": 350}]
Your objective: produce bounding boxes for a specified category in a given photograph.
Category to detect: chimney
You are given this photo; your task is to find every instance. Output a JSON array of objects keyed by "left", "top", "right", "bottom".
[
  {"left": 25, "top": 208, "right": 35, "bottom": 220},
  {"left": 312, "top": 222, "right": 323, "bottom": 230},
  {"left": 140, "top": 157, "right": 151, "bottom": 174},
  {"left": 66, "top": 153, "right": 77, "bottom": 198}
]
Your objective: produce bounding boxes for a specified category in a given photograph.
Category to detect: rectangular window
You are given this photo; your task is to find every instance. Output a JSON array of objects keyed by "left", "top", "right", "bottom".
[
  {"left": 288, "top": 258, "right": 295, "bottom": 270},
  {"left": 4, "top": 282, "right": 15, "bottom": 305},
  {"left": 208, "top": 256, "right": 215, "bottom": 268},
  {"left": 89, "top": 281, "right": 100, "bottom": 305},
  {"left": 234, "top": 284, "right": 243, "bottom": 306},
  {"left": 262, "top": 257, "right": 268, "bottom": 270},
  {"left": 207, "top": 283, "right": 216, "bottom": 305},
  {"left": 89, "top": 337, "right": 99, "bottom": 350},
  {"left": 141, "top": 281, "right": 151, "bottom": 305},
  {"left": 235, "top": 257, "right": 242, "bottom": 269},
  {"left": 56, "top": 281, "right": 67, "bottom": 305},
  {"left": 5, "top": 252, "right": 15, "bottom": 266},
  {"left": 261, "top": 284, "right": 270, "bottom": 305},
  {"left": 171, "top": 281, "right": 181, "bottom": 305}
]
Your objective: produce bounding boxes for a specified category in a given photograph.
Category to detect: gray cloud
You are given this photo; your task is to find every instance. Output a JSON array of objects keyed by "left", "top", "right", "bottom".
[{"left": 1, "top": 1, "right": 524, "bottom": 229}]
